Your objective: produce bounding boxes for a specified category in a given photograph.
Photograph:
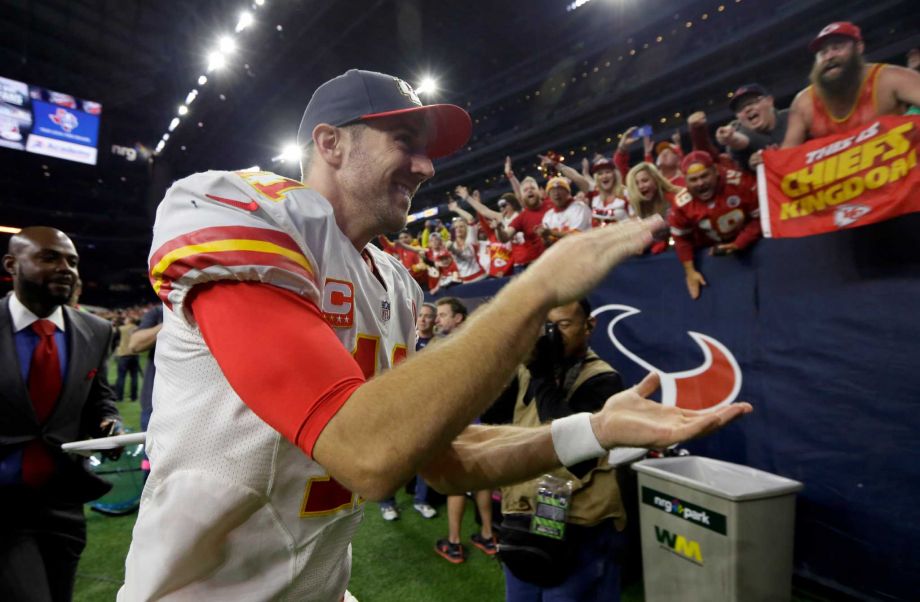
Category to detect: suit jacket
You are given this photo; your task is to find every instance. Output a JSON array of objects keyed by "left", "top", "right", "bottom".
[{"left": 0, "top": 296, "right": 119, "bottom": 505}]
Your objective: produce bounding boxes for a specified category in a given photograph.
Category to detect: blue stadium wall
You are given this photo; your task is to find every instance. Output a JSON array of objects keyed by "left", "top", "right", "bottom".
[{"left": 432, "top": 214, "right": 920, "bottom": 601}]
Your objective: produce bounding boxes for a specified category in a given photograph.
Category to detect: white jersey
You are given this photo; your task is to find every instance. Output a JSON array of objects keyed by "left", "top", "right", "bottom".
[
  {"left": 591, "top": 194, "right": 634, "bottom": 224},
  {"left": 119, "top": 170, "right": 422, "bottom": 602},
  {"left": 448, "top": 224, "right": 485, "bottom": 281},
  {"left": 542, "top": 199, "right": 592, "bottom": 233}
]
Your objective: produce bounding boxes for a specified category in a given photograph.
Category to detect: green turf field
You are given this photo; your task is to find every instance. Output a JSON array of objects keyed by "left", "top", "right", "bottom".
[{"left": 72, "top": 361, "right": 839, "bottom": 601}]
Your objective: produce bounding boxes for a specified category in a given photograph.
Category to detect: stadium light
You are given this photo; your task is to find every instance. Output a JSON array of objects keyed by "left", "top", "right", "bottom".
[
  {"left": 566, "top": 0, "right": 594, "bottom": 11},
  {"left": 218, "top": 36, "right": 236, "bottom": 54},
  {"left": 162, "top": 133, "right": 170, "bottom": 141},
  {"left": 207, "top": 51, "right": 226, "bottom": 72},
  {"left": 274, "top": 142, "right": 301, "bottom": 163},
  {"left": 236, "top": 11, "right": 254, "bottom": 32},
  {"left": 415, "top": 76, "right": 438, "bottom": 96},
  {"left": 255, "top": 0, "right": 265, "bottom": 6},
  {"left": 178, "top": 105, "right": 189, "bottom": 116},
  {"left": 185, "top": 90, "right": 198, "bottom": 105},
  {"left": 168, "top": 118, "right": 180, "bottom": 131},
  {"left": 155, "top": 140, "right": 165, "bottom": 153},
  {"left": 0, "top": 225, "right": 22, "bottom": 234},
  {"left": 198, "top": 75, "right": 208, "bottom": 86}
]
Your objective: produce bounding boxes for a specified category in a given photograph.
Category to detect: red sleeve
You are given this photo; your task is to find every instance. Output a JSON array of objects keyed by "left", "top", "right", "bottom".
[
  {"left": 613, "top": 148, "right": 630, "bottom": 180},
  {"left": 509, "top": 213, "right": 523, "bottom": 231},
  {"left": 668, "top": 206, "right": 696, "bottom": 262},
  {"left": 478, "top": 213, "right": 498, "bottom": 243},
  {"left": 190, "top": 281, "right": 365, "bottom": 458},
  {"left": 377, "top": 235, "right": 396, "bottom": 252},
  {"left": 689, "top": 121, "right": 721, "bottom": 161}
]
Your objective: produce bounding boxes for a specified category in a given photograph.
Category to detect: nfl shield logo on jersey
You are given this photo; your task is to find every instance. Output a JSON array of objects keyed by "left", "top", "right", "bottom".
[{"left": 380, "top": 299, "right": 391, "bottom": 322}]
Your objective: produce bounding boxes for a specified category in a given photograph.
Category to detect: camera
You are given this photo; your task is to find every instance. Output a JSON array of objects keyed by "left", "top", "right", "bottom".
[{"left": 528, "top": 321, "right": 565, "bottom": 376}]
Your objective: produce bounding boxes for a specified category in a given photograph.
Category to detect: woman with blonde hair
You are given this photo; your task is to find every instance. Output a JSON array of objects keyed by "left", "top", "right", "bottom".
[{"left": 626, "top": 162, "right": 683, "bottom": 253}]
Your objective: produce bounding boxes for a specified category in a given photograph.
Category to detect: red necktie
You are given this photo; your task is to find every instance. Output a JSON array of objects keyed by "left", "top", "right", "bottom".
[{"left": 22, "top": 319, "right": 63, "bottom": 486}]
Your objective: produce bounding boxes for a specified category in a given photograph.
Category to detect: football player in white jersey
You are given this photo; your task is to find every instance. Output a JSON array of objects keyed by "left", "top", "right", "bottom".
[{"left": 120, "top": 69, "right": 751, "bottom": 601}]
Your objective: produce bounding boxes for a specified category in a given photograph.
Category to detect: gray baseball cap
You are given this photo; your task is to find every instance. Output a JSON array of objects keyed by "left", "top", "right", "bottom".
[{"left": 297, "top": 69, "right": 472, "bottom": 158}]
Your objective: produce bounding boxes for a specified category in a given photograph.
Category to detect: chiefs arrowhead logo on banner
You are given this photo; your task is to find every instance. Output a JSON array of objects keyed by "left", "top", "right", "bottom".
[{"left": 593, "top": 304, "right": 742, "bottom": 411}]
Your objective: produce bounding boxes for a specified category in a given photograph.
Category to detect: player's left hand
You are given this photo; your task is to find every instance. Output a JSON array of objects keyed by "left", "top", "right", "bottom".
[{"left": 590, "top": 372, "right": 752, "bottom": 450}]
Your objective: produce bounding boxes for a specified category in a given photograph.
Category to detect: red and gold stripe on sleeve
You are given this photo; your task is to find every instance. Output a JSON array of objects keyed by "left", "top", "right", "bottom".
[{"left": 149, "top": 225, "right": 315, "bottom": 306}]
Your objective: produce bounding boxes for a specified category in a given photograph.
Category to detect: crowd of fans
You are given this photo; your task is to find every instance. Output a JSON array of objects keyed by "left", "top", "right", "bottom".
[{"left": 380, "top": 33, "right": 920, "bottom": 300}]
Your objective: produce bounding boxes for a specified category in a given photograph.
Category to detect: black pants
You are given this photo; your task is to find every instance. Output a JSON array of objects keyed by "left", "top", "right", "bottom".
[
  {"left": 0, "top": 501, "right": 86, "bottom": 602},
  {"left": 115, "top": 355, "right": 140, "bottom": 401}
]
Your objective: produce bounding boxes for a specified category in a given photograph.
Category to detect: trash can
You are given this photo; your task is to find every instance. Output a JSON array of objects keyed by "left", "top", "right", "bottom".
[{"left": 633, "top": 456, "right": 803, "bottom": 602}]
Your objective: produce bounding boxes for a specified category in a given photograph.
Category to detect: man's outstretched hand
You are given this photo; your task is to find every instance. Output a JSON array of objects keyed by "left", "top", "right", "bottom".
[{"left": 590, "top": 372, "right": 752, "bottom": 450}]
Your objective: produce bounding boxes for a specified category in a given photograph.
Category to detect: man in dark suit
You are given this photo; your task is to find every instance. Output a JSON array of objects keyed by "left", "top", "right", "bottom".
[{"left": 0, "top": 226, "right": 122, "bottom": 602}]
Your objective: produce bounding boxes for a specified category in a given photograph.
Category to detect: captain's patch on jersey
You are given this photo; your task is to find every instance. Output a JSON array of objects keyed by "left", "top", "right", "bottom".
[{"left": 323, "top": 278, "right": 355, "bottom": 328}]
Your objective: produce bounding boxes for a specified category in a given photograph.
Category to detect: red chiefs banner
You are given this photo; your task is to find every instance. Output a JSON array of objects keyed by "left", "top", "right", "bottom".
[{"left": 758, "top": 115, "right": 920, "bottom": 237}]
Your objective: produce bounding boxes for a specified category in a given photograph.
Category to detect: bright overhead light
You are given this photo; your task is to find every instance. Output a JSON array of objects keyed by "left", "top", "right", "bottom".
[
  {"left": 207, "top": 51, "right": 226, "bottom": 72},
  {"left": 155, "top": 140, "right": 166, "bottom": 153},
  {"left": 566, "top": 0, "right": 594, "bottom": 11},
  {"left": 162, "top": 133, "right": 171, "bottom": 141},
  {"left": 178, "top": 105, "right": 189, "bottom": 116},
  {"left": 415, "top": 76, "right": 438, "bottom": 96},
  {"left": 275, "top": 143, "right": 301, "bottom": 163},
  {"left": 0, "top": 225, "right": 22, "bottom": 234},
  {"left": 168, "top": 118, "right": 180, "bottom": 131},
  {"left": 218, "top": 36, "right": 236, "bottom": 54},
  {"left": 185, "top": 90, "right": 198, "bottom": 105},
  {"left": 255, "top": 0, "right": 265, "bottom": 6},
  {"left": 198, "top": 75, "right": 208, "bottom": 86},
  {"left": 236, "top": 11, "right": 254, "bottom": 32}
]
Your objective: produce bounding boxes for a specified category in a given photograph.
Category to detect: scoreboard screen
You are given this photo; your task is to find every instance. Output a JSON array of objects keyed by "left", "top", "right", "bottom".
[{"left": 0, "top": 75, "right": 102, "bottom": 165}]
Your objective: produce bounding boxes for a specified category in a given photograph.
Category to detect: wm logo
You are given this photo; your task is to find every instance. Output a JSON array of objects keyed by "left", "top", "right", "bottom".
[{"left": 655, "top": 526, "right": 703, "bottom": 565}]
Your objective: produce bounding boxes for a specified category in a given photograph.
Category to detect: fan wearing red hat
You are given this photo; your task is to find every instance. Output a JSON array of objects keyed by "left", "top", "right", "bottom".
[
  {"left": 669, "top": 151, "right": 762, "bottom": 299},
  {"left": 783, "top": 21, "right": 920, "bottom": 146}
]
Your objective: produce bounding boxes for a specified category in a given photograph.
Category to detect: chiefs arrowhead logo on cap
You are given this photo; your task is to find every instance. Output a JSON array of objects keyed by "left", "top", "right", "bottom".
[
  {"left": 594, "top": 304, "right": 742, "bottom": 411},
  {"left": 395, "top": 78, "right": 422, "bottom": 107}
]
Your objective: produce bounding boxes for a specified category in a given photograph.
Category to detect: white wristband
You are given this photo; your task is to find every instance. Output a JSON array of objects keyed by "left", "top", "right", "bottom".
[{"left": 550, "top": 412, "right": 606, "bottom": 467}]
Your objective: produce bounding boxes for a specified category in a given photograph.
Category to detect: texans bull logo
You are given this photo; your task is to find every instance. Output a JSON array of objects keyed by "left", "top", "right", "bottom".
[{"left": 592, "top": 304, "right": 741, "bottom": 412}]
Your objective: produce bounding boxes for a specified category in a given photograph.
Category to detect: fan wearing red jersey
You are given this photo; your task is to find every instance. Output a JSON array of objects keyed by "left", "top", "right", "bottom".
[
  {"left": 121, "top": 69, "right": 750, "bottom": 602},
  {"left": 669, "top": 152, "right": 762, "bottom": 300},
  {"left": 378, "top": 231, "right": 428, "bottom": 288},
  {"left": 783, "top": 21, "right": 920, "bottom": 146}
]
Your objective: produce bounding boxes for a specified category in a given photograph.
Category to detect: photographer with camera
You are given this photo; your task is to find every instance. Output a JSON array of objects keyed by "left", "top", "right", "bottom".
[{"left": 497, "top": 299, "right": 629, "bottom": 601}]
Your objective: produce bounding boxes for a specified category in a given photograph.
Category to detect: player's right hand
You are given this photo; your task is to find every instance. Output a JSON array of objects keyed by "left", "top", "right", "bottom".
[{"left": 517, "top": 216, "right": 664, "bottom": 308}]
